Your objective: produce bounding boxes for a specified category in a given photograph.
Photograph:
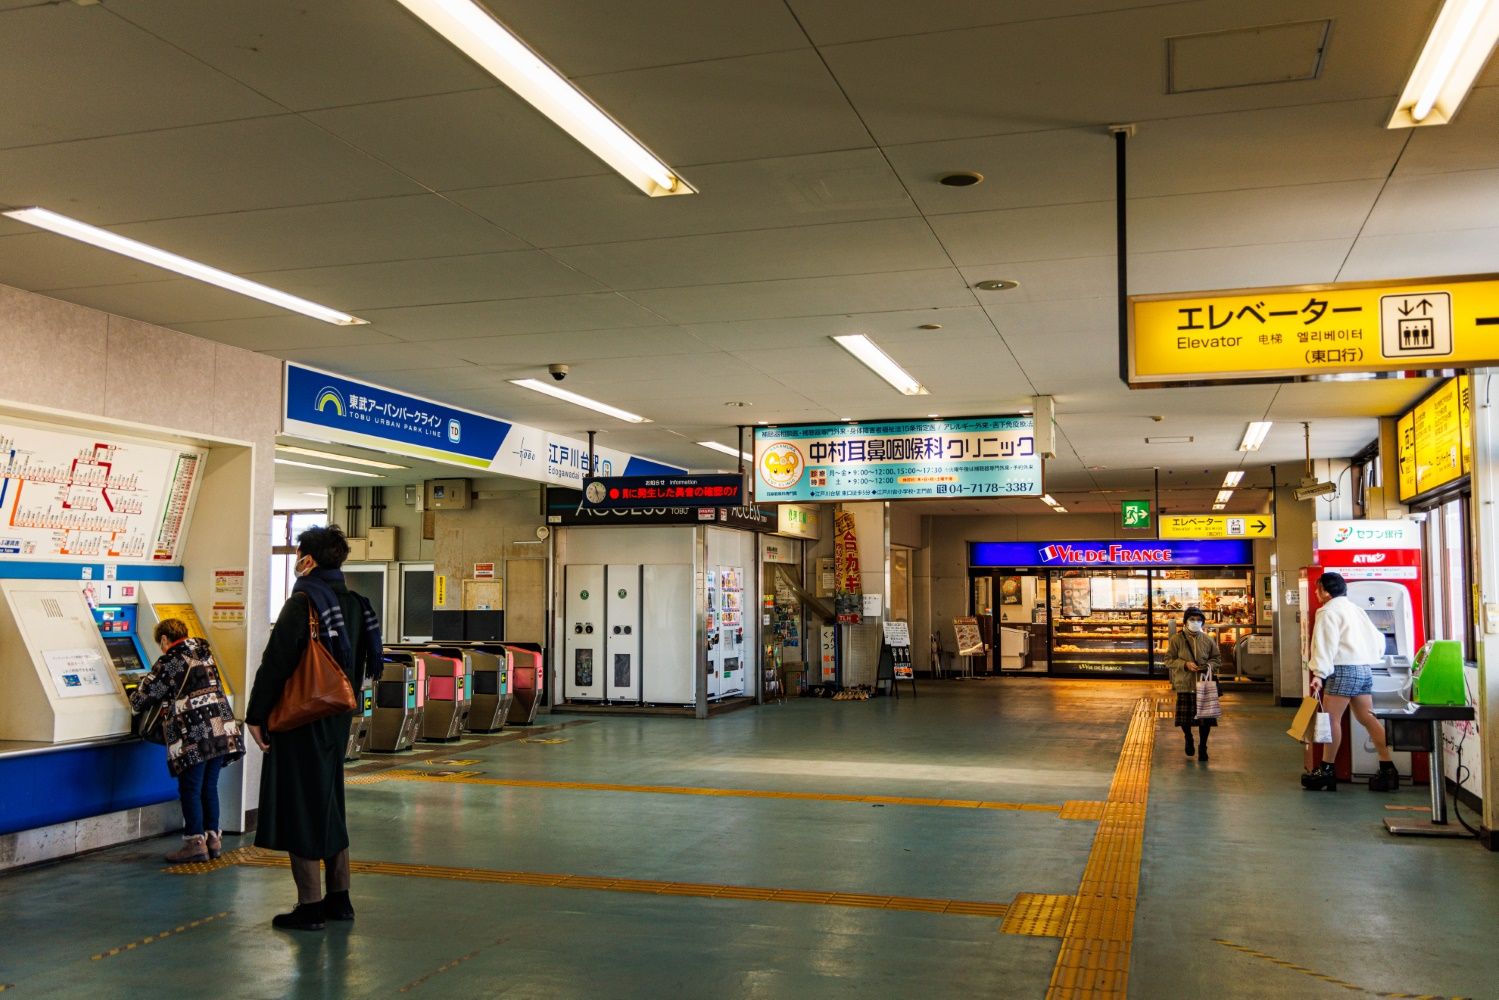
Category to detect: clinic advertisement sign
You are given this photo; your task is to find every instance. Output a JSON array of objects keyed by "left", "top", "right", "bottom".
[
  {"left": 969, "top": 539, "right": 1253, "bottom": 568},
  {"left": 752, "top": 416, "right": 1040, "bottom": 503},
  {"left": 283, "top": 364, "right": 683, "bottom": 486}
]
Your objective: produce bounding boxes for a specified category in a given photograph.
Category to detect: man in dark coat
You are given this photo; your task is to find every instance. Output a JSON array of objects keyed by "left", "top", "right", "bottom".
[{"left": 246, "top": 524, "right": 380, "bottom": 932}]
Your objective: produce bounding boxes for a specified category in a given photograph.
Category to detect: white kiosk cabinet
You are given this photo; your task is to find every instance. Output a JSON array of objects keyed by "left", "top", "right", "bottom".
[{"left": 0, "top": 580, "right": 131, "bottom": 743}]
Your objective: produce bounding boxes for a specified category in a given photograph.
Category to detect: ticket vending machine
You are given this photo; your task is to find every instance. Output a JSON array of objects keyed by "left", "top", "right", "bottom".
[
  {"left": 563, "top": 565, "right": 605, "bottom": 701},
  {"left": 0, "top": 580, "right": 132, "bottom": 743},
  {"left": 91, "top": 602, "right": 152, "bottom": 701},
  {"left": 368, "top": 653, "right": 426, "bottom": 753},
  {"left": 418, "top": 651, "right": 469, "bottom": 741},
  {"left": 605, "top": 564, "right": 642, "bottom": 703},
  {"left": 346, "top": 678, "right": 374, "bottom": 761}
]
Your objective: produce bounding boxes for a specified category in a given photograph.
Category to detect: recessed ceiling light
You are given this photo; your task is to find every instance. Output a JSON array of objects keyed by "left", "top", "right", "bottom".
[
  {"left": 1041, "top": 494, "right": 1058, "bottom": 506},
  {"left": 275, "top": 459, "right": 384, "bottom": 479},
  {"left": 509, "top": 378, "right": 650, "bottom": 423},
  {"left": 939, "top": 172, "right": 984, "bottom": 186},
  {"left": 918, "top": 323, "right": 944, "bottom": 330},
  {"left": 277, "top": 445, "right": 407, "bottom": 470},
  {"left": 1052, "top": 506, "right": 1068, "bottom": 513},
  {"left": 723, "top": 401, "right": 751, "bottom": 408},
  {"left": 3, "top": 207, "right": 367, "bottom": 325},
  {"left": 756, "top": 420, "right": 768, "bottom": 425},
  {"left": 831, "top": 334, "right": 928, "bottom": 396},
  {"left": 973, "top": 279, "right": 1020, "bottom": 292},
  {"left": 1212, "top": 503, "right": 1226, "bottom": 511},
  {"left": 1215, "top": 490, "right": 1234, "bottom": 505},
  {"left": 1239, "top": 421, "right": 1273, "bottom": 451},
  {"left": 392, "top": 0, "right": 693, "bottom": 197},
  {"left": 1145, "top": 436, "right": 1194, "bottom": 444},
  {"left": 301, "top": 491, "right": 329, "bottom": 498},
  {"left": 1388, "top": 0, "right": 1499, "bottom": 127},
  {"left": 927, "top": 413, "right": 940, "bottom": 418},
  {"left": 1221, "top": 470, "right": 1245, "bottom": 488},
  {"left": 697, "top": 440, "right": 752, "bottom": 462}
]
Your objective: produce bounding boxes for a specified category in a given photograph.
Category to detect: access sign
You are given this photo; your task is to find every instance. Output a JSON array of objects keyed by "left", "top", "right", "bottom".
[
  {"left": 1128, "top": 274, "right": 1499, "bottom": 385},
  {"left": 1158, "top": 514, "right": 1275, "bottom": 540}
]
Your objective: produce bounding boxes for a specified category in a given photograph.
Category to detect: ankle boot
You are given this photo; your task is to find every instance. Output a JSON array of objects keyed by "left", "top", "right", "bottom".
[
  {"left": 165, "top": 835, "right": 209, "bottom": 864},
  {"left": 1183, "top": 732, "right": 1195, "bottom": 757},
  {"left": 322, "top": 890, "right": 355, "bottom": 921},
  {"left": 272, "top": 902, "right": 326, "bottom": 932},
  {"left": 206, "top": 831, "right": 222, "bottom": 860},
  {"left": 1368, "top": 761, "right": 1401, "bottom": 792},
  {"left": 1301, "top": 763, "right": 1337, "bottom": 792}
]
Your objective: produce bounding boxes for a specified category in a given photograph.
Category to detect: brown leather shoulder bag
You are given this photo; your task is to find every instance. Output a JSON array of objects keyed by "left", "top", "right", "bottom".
[{"left": 268, "top": 603, "right": 357, "bottom": 732}]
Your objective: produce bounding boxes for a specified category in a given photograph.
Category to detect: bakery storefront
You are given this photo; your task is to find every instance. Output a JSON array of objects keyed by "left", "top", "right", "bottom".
[{"left": 968, "top": 539, "right": 1256, "bottom": 678}]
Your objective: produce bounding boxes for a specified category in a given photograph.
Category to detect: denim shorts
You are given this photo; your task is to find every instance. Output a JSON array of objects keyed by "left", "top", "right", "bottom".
[{"left": 1325, "top": 664, "right": 1375, "bottom": 697}]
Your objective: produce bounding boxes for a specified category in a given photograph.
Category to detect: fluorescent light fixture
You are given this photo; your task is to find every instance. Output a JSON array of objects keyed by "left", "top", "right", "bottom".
[
  {"left": 1051, "top": 506, "right": 1068, "bottom": 513},
  {"left": 1388, "top": 0, "right": 1499, "bottom": 127},
  {"left": 275, "top": 459, "right": 384, "bottom": 479},
  {"left": 301, "top": 491, "right": 329, "bottom": 498},
  {"left": 697, "top": 440, "right": 751, "bottom": 462},
  {"left": 831, "top": 335, "right": 929, "bottom": 396},
  {"left": 1215, "top": 490, "right": 1234, "bottom": 505},
  {"left": 1, "top": 207, "right": 367, "bottom": 325},
  {"left": 508, "top": 378, "right": 650, "bottom": 423},
  {"left": 277, "top": 445, "right": 407, "bottom": 470},
  {"left": 1239, "top": 421, "right": 1273, "bottom": 452},
  {"left": 1212, "top": 503, "right": 1226, "bottom": 511},
  {"left": 392, "top": 0, "right": 693, "bottom": 197},
  {"left": 1221, "top": 470, "right": 1245, "bottom": 488},
  {"left": 1041, "top": 494, "right": 1058, "bottom": 506}
]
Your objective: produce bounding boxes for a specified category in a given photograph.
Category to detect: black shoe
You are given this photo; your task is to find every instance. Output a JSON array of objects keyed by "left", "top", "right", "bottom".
[
  {"left": 322, "top": 891, "right": 355, "bottom": 921},
  {"left": 1197, "top": 748, "right": 1209, "bottom": 761},
  {"left": 272, "top": 903, "right": 326, "bottom": 932},
  {"left": 1184, "top": 736, "right": 1195, "bottom": 757},
  {"left": 1368, "top": 762, "right": 1401, "bottom": 792},
  {"left": 1301, "top": 764, "right": 1337, "bottom": 792}
]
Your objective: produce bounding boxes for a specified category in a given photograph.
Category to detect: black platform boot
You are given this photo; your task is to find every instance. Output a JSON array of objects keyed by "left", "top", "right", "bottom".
[
  {"left": 1368, "top": 761, "right": 1401, "bottom": 792},
  {"left": 1183, "top": 729, "right": 1195, "bottom": 758},
  {"left": 1301, "top": 763, "right": 1337, "bottom": 792},
  {"left": 272, "top": 902, "right": 326, "bottom": 932}
]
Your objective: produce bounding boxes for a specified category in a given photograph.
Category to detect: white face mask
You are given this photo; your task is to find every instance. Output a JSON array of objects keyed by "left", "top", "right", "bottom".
[
  {"left": 1186, "top": 620, "right": 1203, "bottom": 634},
  {"left": 295, "top": 554, "right": 316, "bottom": 578}
]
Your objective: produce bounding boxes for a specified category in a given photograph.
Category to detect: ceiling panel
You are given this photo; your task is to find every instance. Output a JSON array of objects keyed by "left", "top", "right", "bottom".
[
  {"left": 628, "top": 268, "right": 976, "bottom": 324},
  {"left": 104, "top": 0, "right": 496, "bottom": 110},
  {"left": 361, "top": 293, "right": 666, "bottom": 342},
  {"left": 0, "top": 3, "right": 278, "bottom": 149},
  {"left": 1338, "top": 227, "right": 1499, "bottom": 282},
  {"left": 305, "top": 88, "right": 612, "bottom": 192},
  {"left": 1128, "top": 238, "right": 1353, "bottom": 293},
  {"left": 0, "top": 117, "right": 420, "bottom": 224},
  {"left": 1361, "top": 169, "right": 1499, "bottom": 237},
  {"left": 1393, "top": 86, "right": 1499, "bottom": 177},
  {"left": 884, "top": 128, "right": 1115, "bottom": 216},
  {"left": 39, "top": 278, "right": 295, "bottom": 326},
  {"left": 684, "top": 306, "right": 996, "bottom": 352},
  {"left": 172, "top": 316, "right": 403, "bottom": 353},
  {"left": 788, "top": 0, "right": 1192, "bottom": 46},
  {"left": 450, "top": 148, "right": 917, "bottom": 247},
  {"left": 422, "top": 326, "right": 711, "bottom": 367},
  {"left": 485, "top": 0, "right": 808, "bottom": 76},
  {"left": 266, "top": 342, "right": 479, "bottom": 374}
]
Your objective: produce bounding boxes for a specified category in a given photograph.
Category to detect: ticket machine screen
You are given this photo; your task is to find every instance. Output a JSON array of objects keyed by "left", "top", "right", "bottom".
[{"left": 104, "top": 635, "right": 147, "bottom": 674}]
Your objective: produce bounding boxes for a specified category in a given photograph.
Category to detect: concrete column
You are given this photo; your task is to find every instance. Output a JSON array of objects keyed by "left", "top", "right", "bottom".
[{"left": 1465, "top": 368, "right": 1499, "bottom": 843}]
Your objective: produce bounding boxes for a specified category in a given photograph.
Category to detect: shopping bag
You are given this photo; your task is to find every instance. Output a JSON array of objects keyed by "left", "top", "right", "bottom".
[
  {"left": 1194, "top": 669, "right": 1222, "bottom": 719},
  {"left": 1285, "top": 696, "right": 1319, "bottom": 743},
  {"left": 1313, "top": 710, "right": 1333, "bottom": 744}
]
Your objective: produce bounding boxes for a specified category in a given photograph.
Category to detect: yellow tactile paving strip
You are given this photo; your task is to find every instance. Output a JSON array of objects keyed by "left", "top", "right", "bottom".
[
  {"left": 90, "top": 911, "right": 230, "bottom": 961},
  {"left": 1046, "top": 696, "right": 1158, "bottom": 999},
  {"left": 1213, "top": 939, "right": 1472, "bottom": 1000},
  {"left": 1001, "top": 893, "right": 1076, "bottom": 937},
  {"left": 373, "top": 770, "right": 1087, "bottom": 817},
  {"left": 1058, "top": 800, "right": 1107, "bottom": 821},
  {"left": 181, "top": 848, "right": 1013, "bottom": 918}
]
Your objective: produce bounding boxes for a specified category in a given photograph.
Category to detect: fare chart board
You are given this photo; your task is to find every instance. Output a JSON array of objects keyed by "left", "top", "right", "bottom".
[{"left": 0, "top": 421, "right": 205, "bottom": 564}]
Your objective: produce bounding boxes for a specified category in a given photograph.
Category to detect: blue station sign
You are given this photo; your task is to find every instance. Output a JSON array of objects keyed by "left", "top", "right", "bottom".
[{"left": 970, "top": 538, "right": 1254, "bottom": 568}]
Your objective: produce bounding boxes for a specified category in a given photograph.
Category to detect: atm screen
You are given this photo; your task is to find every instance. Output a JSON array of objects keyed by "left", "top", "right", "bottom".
[
  {"left": 103, "top": 635, "right": 147, "bottom": 674},
  {"left": 1364, "top": 610, "right": 1399, "bottom": 656}
]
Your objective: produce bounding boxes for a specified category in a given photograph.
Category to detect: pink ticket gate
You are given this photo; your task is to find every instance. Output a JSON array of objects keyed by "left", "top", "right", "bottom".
[
  {"left": 504, "top": 644, "right": 543, "bottom": 726},
  {"left": 418, "top": 652, "right": 469, "bottom": 742},
  {"left": 428, "top": 643, "right": 510, "bottom": 733}
]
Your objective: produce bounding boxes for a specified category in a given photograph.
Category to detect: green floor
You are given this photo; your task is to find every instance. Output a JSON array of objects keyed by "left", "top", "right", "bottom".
[{"left": 0, "top": 681, "right": 1493, "bottom": 999}]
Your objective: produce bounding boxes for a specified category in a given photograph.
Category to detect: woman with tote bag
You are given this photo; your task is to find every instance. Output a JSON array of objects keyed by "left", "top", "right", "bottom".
[
  {"left": 244, "top": 525, "right": 381, "bottom": 932},
  {"left": 1164, "top": 607, "right": 1222, "bottom": 761}
]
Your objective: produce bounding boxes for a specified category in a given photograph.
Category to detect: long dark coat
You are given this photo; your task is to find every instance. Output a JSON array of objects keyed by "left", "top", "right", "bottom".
[
  {"left": 127, "top": 637, "right": 243, "bottom": 777},
  {"left": 245, "top": 587, "right": 371, "bottom": 859}
]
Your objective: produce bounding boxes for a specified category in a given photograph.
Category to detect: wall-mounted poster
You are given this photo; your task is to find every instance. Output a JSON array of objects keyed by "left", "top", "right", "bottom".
[
  {"left": 1000, "top": 576, "right": 1023, "bottom": 606},
  {"left": 1060, "top": 577, "right": 1092, "bottom": 618}
]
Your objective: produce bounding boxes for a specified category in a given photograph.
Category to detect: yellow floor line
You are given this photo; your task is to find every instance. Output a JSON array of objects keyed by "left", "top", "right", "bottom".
[
  {"left": 1212, "top": 939, "right": 1472, "bottom": 999},
  {"left": 203, "top": 849, "right": 1012, "bottom": 918},
  {"left": 375, "top": 771, "right": 1081, "bottom": 816},
  {"left": 1046, "top": 696, "right": 1157, "bottom": 999},
  {"left": 90, "top": 911, "right": 230, "bottom": 961}
]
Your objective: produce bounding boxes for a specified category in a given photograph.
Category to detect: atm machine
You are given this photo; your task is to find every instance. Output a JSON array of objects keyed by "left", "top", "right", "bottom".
[
  {"left": 417, "top": 650, "right": 469, "bottom": 741},
  {"left": 563, "top": 565, "right": 605, "bottom": 701},
  {"left": 368, "top": 652, "right": 426, "bottom": 753},
  {"left": 346, "top": 677, "right": 374, "bottom": 761},
  {"left": 0, "top": 580, "right": 132, "bottom": 743}
]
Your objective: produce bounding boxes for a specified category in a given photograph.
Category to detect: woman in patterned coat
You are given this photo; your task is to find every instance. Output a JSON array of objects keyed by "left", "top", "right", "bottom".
[{"left": 128, "top": 619, "right": 244, "bottom": 864}]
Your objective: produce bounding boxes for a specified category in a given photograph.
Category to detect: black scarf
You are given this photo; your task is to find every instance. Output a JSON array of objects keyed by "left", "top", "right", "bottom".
[{"left": 292, "top": 566, "right": 382, "bottom": 683}]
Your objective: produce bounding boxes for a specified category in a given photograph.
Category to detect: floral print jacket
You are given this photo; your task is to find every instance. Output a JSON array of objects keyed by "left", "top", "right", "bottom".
[{"left": 128, "top": 638, "right": 244, "bottom": 777}]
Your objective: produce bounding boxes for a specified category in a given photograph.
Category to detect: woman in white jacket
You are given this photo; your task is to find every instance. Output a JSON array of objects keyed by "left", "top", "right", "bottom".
[{"left": 1303, "top": 572, "right": 1399, "bottom": 792}]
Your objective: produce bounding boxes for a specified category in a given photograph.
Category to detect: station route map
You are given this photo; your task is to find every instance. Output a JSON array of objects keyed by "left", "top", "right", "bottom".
[{"left": 0, "top": 421, "right": 205, "bottom": 564}]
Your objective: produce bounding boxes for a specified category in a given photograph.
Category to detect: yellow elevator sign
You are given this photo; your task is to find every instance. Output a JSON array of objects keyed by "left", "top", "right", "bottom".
[{"left": 1157, "top": 514, "right": 1275, "bottom": 539}]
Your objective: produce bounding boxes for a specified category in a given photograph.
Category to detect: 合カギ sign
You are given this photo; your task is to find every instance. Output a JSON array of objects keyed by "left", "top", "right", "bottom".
[
  {"left": 1129, "top": 274, "right": 1499, "bottom": 384},
  {"left": 1396, "top": 376, "right": 1471, "bottom": 502},
  {"left": 580, "top": 475, "right": 744, "bottom": 511},
  {"left": 284, "top": 364, "right": 684, "bottom": 487},
  {"left": 753, "top": 416, "right": 1040, "bottom": 503},
  {"left": 969, "top": 539, "right": 1253, "bottom": 568},
  {"left": 1158, "top": 514, "right": 1275, "bottom": 539}
]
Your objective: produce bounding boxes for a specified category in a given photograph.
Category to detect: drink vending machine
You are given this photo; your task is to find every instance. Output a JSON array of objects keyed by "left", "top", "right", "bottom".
[{"left": 1300, "top": 519, "right": 1425, "bottom": 778}]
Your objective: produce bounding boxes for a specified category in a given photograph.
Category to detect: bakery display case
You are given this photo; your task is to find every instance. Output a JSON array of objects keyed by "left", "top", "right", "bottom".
[
  {"left": 1049, "top": 571, "right": 1154, "bottom": 676},
  {"left": 1150, "top": 571, "right": 1256, "bottom": 672}
]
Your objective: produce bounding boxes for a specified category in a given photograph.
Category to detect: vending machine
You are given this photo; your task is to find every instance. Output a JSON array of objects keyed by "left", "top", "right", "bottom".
[
  {"left": 715, "top": 566, "right": 746, "bottom": 698},
  {"left": 1301, "top": 519, "right": 1425, "bottom": 777}
]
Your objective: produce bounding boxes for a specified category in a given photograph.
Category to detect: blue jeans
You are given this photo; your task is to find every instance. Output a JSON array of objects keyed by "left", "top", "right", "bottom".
[{"left": 178, "top": 756, "right": 225, "bottom": 837}]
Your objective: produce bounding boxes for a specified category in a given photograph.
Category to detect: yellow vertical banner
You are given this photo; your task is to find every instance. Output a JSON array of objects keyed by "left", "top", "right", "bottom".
[{"left": 434, "top": 574, "right": 447, "bottom": 608}]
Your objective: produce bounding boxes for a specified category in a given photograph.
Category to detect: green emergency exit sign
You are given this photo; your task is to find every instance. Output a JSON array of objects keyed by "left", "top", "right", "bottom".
[{"left": 1121, "top": 500, "right": 1151, "bottom": 529}]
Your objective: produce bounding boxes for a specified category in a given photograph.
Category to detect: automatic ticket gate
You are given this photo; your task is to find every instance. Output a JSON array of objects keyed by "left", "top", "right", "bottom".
[
  {"left": 428, "top": 644, "right": 510, "bottom": 733},
  {"left": 345, "top": 677, "right": 374, "bottom": 761},
  {"left": 505, "top": 644, "right": 544, "bottom": 726},
  {"left": 368, "top": 653, "right": 426, "bottom": 753},
  {"left": 418, "top": 651, "right": 470, "bottom": 742}
]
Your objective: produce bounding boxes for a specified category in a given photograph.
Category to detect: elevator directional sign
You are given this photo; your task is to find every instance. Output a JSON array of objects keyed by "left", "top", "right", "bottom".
[
  {"left": 1128, "top": 273, "right": 1499, "bottom": 385},
  {"left": 1158, "top": 514, "right": 1275, "bottom": 540}
]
